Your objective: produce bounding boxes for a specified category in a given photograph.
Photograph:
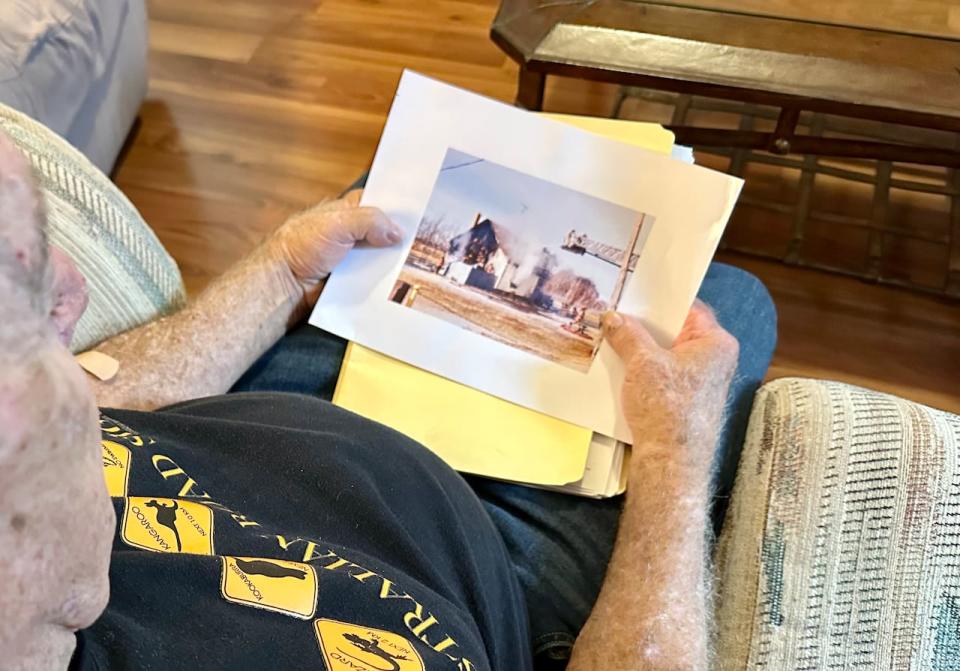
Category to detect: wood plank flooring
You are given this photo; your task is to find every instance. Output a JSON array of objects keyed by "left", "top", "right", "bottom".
[{"left": 114, "top": 0, "right": 960, "bottom": 414}]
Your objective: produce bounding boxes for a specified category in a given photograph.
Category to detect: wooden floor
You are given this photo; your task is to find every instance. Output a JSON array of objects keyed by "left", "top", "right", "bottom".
[{"left": 115, "top": 0, "right": 960, "bottom": 414}]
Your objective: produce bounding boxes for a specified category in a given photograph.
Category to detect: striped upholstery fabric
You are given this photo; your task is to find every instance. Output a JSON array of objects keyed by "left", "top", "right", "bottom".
[
  {"left": 0, "top": 103, "right": 186, "bottom": 352},
  {"left": 715, "top": 378, "right": 960, "bottom": 670}
]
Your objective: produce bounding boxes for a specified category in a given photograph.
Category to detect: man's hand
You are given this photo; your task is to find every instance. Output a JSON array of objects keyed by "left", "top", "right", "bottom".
[
  {"left": 569, "top": 303, "right": 739, "bottom": 671},
  {"left": 269, "top": 190, "right": 403, "bottom": 311},
  {"left": 89, "top": 189, "right": 403, "bottom": 410},
  {"left": 603, "top": 301, "right": 738, "bottom": 473}
]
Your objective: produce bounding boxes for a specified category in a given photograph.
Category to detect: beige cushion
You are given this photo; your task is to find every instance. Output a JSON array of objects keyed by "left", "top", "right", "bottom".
[
  {"left": 716, "top": 377, "right": 960, "bottom": 670},
  {"left": 0, "top": 103, "right": 186, "bottom": 351}
]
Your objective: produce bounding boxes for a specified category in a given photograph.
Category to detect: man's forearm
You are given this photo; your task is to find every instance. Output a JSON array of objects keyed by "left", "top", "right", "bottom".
[
  {"left": 88, "top": 243, "right": 304, "bottom": 410},
  {"left": 568, "top": 436, "right": 713, "bottom": 671}
]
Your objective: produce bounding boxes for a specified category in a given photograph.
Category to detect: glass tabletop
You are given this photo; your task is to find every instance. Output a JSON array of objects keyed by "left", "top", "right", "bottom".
[{"left": 640, "top": 0, "right": 960, "bottom": 40}]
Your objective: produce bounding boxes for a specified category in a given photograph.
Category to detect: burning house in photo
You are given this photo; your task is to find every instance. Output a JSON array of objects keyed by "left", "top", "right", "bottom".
[
  {"left": 442, "top": 215, "right": 554, "bottom": 305},
  {"left": 391, "top": 148, "right": 650, "bottom": 372}
]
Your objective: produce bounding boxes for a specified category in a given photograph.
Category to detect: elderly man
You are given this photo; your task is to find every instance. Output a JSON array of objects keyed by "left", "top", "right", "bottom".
[{"left": 0, "top": 130, "right": 775, "bottom": 670}]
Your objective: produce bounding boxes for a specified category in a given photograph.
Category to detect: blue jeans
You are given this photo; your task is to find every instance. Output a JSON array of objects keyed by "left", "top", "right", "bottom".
[{"left": 232, "top": 262, "right": 777, "bottom": 668}]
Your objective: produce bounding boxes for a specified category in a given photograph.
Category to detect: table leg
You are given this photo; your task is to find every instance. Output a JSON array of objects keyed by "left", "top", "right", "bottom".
[
  {"left": 866, "top": 162, "right": 893, "bottom": 280},
  {"left": 516, "top": 66, "right": 546, "bottom": 111},
  {"left": 770, "top": 106, "right": 801, "bottom": 155},
  {"left": 948, "top": 168, "right": 960, "bottom": 297}
]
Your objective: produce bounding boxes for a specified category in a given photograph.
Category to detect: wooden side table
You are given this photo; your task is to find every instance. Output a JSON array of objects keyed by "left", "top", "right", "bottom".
[
  {"left": 492, "top": 0, "right": 960, "bottom": 167},
  {"left": 492, "top": 0, "right": 960, "bottom": 296}
]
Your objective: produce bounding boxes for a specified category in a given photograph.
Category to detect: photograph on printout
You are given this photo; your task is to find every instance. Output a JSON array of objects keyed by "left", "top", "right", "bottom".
[{"left": 389, "top": 148, "right": 652, "bottom": 373}]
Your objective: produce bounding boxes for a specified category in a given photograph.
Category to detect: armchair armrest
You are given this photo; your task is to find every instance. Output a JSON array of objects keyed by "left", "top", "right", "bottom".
[{"left": 716, "top": 377, "right": 960, "bottom": 670}]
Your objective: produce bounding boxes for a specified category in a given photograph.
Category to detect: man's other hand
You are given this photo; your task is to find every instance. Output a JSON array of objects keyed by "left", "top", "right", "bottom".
[
  {"left": 603, "top": 301, "right": 739, "bottom": 472},
  {"left": 270, "top": 190, "right": 404, "bottom": 309}
]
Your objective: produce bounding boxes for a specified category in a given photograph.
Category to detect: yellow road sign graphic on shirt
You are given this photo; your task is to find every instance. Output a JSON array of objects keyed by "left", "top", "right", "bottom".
[
  {"left": 220, "top": 556, "right": 318, "bottom": 619},
  {"left": 315, "top": 619, "right": 425, "bottom": 671},
  {"left": 101, "top": 440, "right": 131, "bottom": 497},
  {"left": 121, "top": 497, "right": 214, "bottom": 555}
]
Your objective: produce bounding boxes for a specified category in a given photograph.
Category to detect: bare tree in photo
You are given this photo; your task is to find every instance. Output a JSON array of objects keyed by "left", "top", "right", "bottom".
[
  {"left": 410, "top": 214, "right": 459, "bottom": 272},
  {"left": 415, "top": 214, "right": 457, "bottom": 248}
]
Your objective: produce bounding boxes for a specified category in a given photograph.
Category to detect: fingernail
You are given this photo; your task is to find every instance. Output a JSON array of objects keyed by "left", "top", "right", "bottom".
[
  {"left": 603, "top": 311, "right": 623, "bottom": 331},
  {"left": 386, "top": 223, "right": 404, "bottom": 243}
]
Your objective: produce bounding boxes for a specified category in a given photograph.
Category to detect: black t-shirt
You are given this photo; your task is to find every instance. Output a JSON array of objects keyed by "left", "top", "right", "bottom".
[{"left": 72, "top": 393, "right": 531, "bottom": 670}]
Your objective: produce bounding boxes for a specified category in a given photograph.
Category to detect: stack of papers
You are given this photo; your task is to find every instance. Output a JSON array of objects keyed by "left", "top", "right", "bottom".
[
  {"left": 334, "top": 343, "right": 629, "bottom": 498},
  {"left": 541, "top": 434, "right": 628, "bottom": 498},
  {"left": 314, "top": 72, "right": 742, "bottom": 497}
]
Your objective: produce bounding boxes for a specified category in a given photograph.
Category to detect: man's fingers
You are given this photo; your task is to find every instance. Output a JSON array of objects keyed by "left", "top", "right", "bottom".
[
  {"left": 340, "top": 189, "right": 363, "bottom": 208},
  {"left": 687, "top": 300, "right": 719, "bottom": 329},
  {"left": 329, "top": 207, "right": 404, "bottom": 247},
  {"left": 674, "top": 300, "right": 739, "bottom": 361},
  {"left": 602, "top": 312, "right": 658, "bottom": 363},
  {"left": 675, "top": 300, "right": 721, "bottom": 344}
]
